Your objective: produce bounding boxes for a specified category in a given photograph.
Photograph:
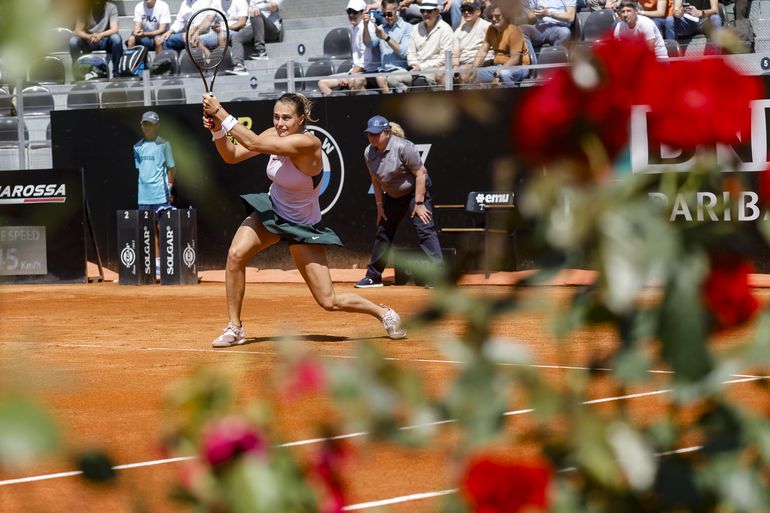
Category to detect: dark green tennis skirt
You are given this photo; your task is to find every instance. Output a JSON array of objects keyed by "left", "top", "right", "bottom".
[{"left": 241, "top": 192, "right": 343, "bottom": 247}]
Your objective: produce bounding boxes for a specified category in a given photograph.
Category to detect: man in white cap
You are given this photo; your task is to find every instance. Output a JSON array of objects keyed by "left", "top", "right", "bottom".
[
  {"left": 134, "top": 111, "right": 177, "bottom": 215},
  {"left": 318, "top": 0, "right": 381, "bottom": 95},
  {"left": 390, "top": 0, "right": 454, "bottom": 90}
]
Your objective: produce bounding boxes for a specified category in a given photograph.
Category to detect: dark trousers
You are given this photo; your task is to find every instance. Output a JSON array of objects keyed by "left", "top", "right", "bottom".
[
  {"left": 365, "top": 189, "right": 443, "bottom": 280},
  {"left": 69, "top": 34, "right": 123, "bottom": 78}
]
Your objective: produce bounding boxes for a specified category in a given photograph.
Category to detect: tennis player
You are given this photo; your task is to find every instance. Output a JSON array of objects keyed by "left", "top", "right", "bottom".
[{"left": 201, "top": 92, "right": 407, "bottom": 347}]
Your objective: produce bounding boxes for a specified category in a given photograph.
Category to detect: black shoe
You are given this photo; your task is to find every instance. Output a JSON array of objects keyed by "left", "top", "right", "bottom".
[
  {"left": 354, "top": 276, "right": 383, "bottom": 288},
  {"left": 249, "top": 49, "right": 268, "bottom": 60}
]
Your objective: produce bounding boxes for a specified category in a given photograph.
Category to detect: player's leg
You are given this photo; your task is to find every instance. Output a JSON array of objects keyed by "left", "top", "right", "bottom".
[
  {"left": 213, "top": 213, "right": 280, "bottom": 347},
  {"left": 289, "top": 243, "right": 406, "bottom": 338},
  {"left": 226, "top": 213, "right": 280, "bottom": 324}
]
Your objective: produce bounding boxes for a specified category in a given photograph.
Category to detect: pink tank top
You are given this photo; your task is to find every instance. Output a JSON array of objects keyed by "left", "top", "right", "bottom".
[{"left": 266, "top": 154, "right": 322, "bottom": 225}]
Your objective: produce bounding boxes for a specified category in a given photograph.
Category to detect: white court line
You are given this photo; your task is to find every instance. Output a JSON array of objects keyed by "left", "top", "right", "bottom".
[
  {"left": 343, "top": 488, "right": 458, "bottom": 511},
  {"left": 41, "top": 343, "right": 768, "bottom": 380},
  {"left": 1, "top": 375, "right": 764, "bottom": 488}
]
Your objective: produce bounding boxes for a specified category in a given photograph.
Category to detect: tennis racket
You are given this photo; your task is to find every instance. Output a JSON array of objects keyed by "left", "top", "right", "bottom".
[{"left": 185, "top": 8, "right": 230, "bottom": 93}]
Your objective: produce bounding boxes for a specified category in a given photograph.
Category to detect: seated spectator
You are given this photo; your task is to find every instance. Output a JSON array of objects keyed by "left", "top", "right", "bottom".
[
  {"left": 69, "top": 0, "right": 123, "bottom": 79},
  {"left": 390, "top": 0, "right": 454, "bottom": 90},
  {"left": 128, "top": 0, "right": 172, "bottom": 53},
  {"left": 367, "top": 0, "right": 413, "bottom": 93},
  {"left": 318, "top": 0, "right": 380, "bottom": 96},
  {"left": 203, "top": 0, "right": 248, "bottom": 66},
  {"left": 227, "top": 0, "right": 283, "bottom": 73},
  {"left": 639, "top": 0, "right": 673, "bottom": 38},
  {"left": 471, "top": 5, "right": 532, "bottom": 85},
  {"left": 665, "top": 0, "right": 721, "bottom": 39},
  {"left": 452, "top": 0, "right": 490, "bottom": 80},
  {"left": 518, "top": 0, "right": 576, "bottom": 48},
  {"left": 399, "top": 0, "right": 461, "bottom": 28},
  {"left": 160, "top": 0, "right": 212, "bottom": 52},
  {"left": 614, "top": 1, "right": 668, "bottom": 58}
]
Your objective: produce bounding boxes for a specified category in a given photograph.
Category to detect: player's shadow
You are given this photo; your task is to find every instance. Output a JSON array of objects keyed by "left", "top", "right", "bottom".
[{"left": 241, "top": 334, "right": 373, "bottom": 345}]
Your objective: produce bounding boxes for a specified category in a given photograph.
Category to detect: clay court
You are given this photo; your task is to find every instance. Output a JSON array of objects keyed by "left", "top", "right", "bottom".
[{"left": 0, "top": 271, "right": 767, "bottom": 513}]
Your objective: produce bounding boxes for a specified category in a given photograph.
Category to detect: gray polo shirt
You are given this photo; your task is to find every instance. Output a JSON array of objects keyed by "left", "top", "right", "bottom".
[
  {"left": 82, "top": 2, "right": 119, "bottom": 34},
  {"left": 365, "top": 135, "right": 423, "bottom": 198}
]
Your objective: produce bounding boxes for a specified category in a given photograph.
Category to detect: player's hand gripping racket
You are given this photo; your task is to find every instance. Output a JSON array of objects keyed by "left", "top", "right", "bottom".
[{"left": 185, "top": 8, "right": 230, "bottom": 94}]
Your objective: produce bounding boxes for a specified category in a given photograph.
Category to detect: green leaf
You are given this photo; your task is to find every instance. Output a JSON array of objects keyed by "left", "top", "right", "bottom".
[
  {"left": 658, "top": 253, "right": 713, "bottom": 382},
  {"left": 0, "top": 397, "right": 59, "bottom": 469},
  {"left": 613, "top": 347, "right": 651, "bottom": 384}
]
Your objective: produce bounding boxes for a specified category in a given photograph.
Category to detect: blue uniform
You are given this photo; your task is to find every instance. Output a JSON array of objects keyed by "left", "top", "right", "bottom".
[{"left": 133, "top": 136, "right": 175, "bottom": 207}]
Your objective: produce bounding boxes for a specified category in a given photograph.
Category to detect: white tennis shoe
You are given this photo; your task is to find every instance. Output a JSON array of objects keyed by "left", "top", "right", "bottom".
[
  {"left": 212, "top": 322, "right": 246, "bottom": 347},
  {"left": 380, "top": 305, "right": 407, "bottom": 340}
]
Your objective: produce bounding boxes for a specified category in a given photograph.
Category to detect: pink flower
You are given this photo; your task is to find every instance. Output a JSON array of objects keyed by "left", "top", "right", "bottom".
[
  {"left": 461, "top": 456, "right": 551, "bottom": 513},
  {"left": 201, "top": 417, "right": 266, "bottom": 468},
  {"left": 309, "top": 438, "right": 352, "bottom": 513},
  {"left": 283, "top": 357, "right": 327, "bottom": 399}
]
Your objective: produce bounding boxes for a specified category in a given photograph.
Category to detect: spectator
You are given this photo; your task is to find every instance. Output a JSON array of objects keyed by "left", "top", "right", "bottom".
[
  {"left": 228, "top": 0, "right": 284, "bottom": 71},
  {"left": 318, "top": 0, "right": 380, "bottom": 96},
  {"left": 614, "top": 1, "right": 668, "bottom": 58},
  {"left": 355, "top": 116, "right": 443, "bottom": 289},
  {"left": 391, "top": 0, "right": 454, "bottom": 90},
  {"left": 203, "top": 0, "right": 247, "bottom": 73},
  {"left": 128, "top": 0, "right": 172, "bottom": 53},
  {"left": 471, "top": 5, "right": 532, "bottom": 85},
  {"left": 160, "top": 0, "right": 212, "bottom": 52},
  {"left": 637, "top": 0, "right": 673, "bottom": 38},
  {"left": 366, "top": 0, "right": 413, "bottom": 93},
  {"left": 452, "top": 0, "right": 490, "bottom": 80},
  {"left": 665, "top": 0, "right": 721, "bottom": 39},
  {"left": 518, "top": 0, "right": 576, "bottom": 48},
  {"left": 399, "top": 0, "right": 461, "bottom": 28},
  {"left": 365, "top": 0, "right": 387, "bottom": 25},
  {"left": 134, "top": 111, "right": 177, "bottom": 277},
  {"left": 69, "top": 0, "right": 123, "bottom": 79}
]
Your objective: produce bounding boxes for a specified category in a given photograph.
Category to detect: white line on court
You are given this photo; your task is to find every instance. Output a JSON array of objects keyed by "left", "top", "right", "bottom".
[
  {"left": 343, "top": 488, "right": 458, "bottom": 510},
  {"left": 40, "top": 343, "right": 768, "bottom": 380},
  {"left": 1, "top": 375, "right": 764, "bottom": 489}
]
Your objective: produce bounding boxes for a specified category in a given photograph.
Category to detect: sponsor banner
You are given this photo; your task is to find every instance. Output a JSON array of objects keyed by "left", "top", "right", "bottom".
[
  {"left": 49, "top": 77, "right": 770, "bottom": 271},
  {"left": 0, "top": 226, "right": 47, "bottom": 275},
  {"left": 0, "top": 169, "right": 85, "bottom": 283}
]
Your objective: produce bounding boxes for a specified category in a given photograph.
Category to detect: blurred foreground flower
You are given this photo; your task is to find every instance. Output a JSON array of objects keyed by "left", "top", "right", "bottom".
[
  {"left": 202, "top": 417, "right": 267, "bottom": 468},
  {"left": 461, "top": 456, "right": 551, "bottom": 513},
  {"left": 704, "top": 251, "right": 759, "bottom": 329}
]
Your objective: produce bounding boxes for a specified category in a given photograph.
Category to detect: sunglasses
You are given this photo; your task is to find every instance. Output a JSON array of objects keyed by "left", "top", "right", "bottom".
[
  {"left": 420, "top": 8, "right": 436, "bottom": 13},
  {"left": 382, "top": 11, "right": 396, "bottom": 16},
  {"left": 346, "top": 8, "right": 363, "bottom": 14},
  {"left": 461, "top": 7, "right": 475, "bottom": 12},
  {"left": 490, "top": 13, "right": 503, "bottom": 18}
]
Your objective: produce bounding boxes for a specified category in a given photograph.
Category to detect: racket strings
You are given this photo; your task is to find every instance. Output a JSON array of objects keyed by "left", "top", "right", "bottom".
[{"left": 186, "top": 10, "right": 229, "bottom": 71}]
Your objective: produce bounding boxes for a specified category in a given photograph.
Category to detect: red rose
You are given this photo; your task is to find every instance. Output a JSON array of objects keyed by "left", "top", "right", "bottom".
[
  {"left": 704, "top": 252, "right": 759, "bottom": 329},
  {"left": 646, "top": 58, "right": 764, "bottom": 149},
  {"left": 461, "top": 456, "right": 551, "bottom": 513},
  {"left": 283, "top": 357, "right": 327, "bottom": 400},
  {"left": 201, "top": 417, "right": 266, "bottom": 468},
  {"left": 513, "top": 37, "right": 661, "bottom": 170}
]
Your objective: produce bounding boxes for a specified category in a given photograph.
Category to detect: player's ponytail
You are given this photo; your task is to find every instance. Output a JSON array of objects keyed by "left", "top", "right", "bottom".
[{"left": 388, "top": 122, "right": 405, "bottom": 138}]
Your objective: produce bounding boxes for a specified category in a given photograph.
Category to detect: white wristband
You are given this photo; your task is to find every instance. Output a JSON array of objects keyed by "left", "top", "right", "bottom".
[
  {"left": 212, "top": 127, "right": 226, "bottom": 140},
  {"left": 221, "top": 115, "right": 238, "bottom": 133}
]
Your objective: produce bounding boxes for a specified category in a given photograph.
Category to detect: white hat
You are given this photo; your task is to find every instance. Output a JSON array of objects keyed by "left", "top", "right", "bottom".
[
  {"left": 346, "top": 0, "right": 366, "bottom": 11},
  {"left": 419, "top": 0, "right": 440, "bottom": 9}
]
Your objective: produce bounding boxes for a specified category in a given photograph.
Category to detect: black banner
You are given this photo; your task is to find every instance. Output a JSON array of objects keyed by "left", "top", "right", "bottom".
[{"left": 0, "top": 168, "right": 86, "bottom": 283}]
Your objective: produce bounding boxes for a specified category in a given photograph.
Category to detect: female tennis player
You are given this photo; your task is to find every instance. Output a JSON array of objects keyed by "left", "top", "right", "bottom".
[{"left": 201, "top": 92, "right": 406, "bottom": 347}]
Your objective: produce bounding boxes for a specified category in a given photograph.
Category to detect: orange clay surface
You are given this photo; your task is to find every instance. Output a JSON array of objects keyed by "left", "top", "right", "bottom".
[{"left": 0, "top": 269, "right": 768, "bottom": 513}]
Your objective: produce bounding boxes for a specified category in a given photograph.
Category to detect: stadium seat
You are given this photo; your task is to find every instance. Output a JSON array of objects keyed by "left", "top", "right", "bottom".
[
  {"left": 21, "top": 85, "right": 54, "bottom": 115},
  {"left": 0, "top": 88, "right": 14, "bottom": 116},
  {"left": 335, "top": 59, "right": 353, "bottom": 74},
  {"left": 0, "top": 117, "right": 29, "bottom": 170},
  {"left": 178, "top": 51, "right": 199, "bottom": 77},
  {"left": 28, "top": 121, "right": 52, "bottom": 169},
  {"left": 28, "top": 55, "right": 66, "bottom": 85},
  {"left": 50, "top": 27, "right": 74, "bottom": 54},
  {"left": 274, "top": 61, "right": 305, "bottom": 91},
  {"left": 664, "top": 38, "right": 682, "bottom": 57},
  {"left": 309, "top": 28, "right": 352, "bottom": 61},
  {"left": 66, "top": 82, "right": 99, "bottom": 110},
  {"left": 156, "top": 79, "right": 186, "bottom": 105},
  {"left": 101, "top": 82, "right": 133, "bottom": 108},
  {"left": 302, "top": 60, "right": 335, "bottom": 91},
  {"left": 581, "top": 9, "right": 617, "bottom": 42},
  {"left": 150, "top": 49, "right": 180, "bottom": 76},
  {"left": 128, "top": 81, "right": 153, "bottom": 107}
]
